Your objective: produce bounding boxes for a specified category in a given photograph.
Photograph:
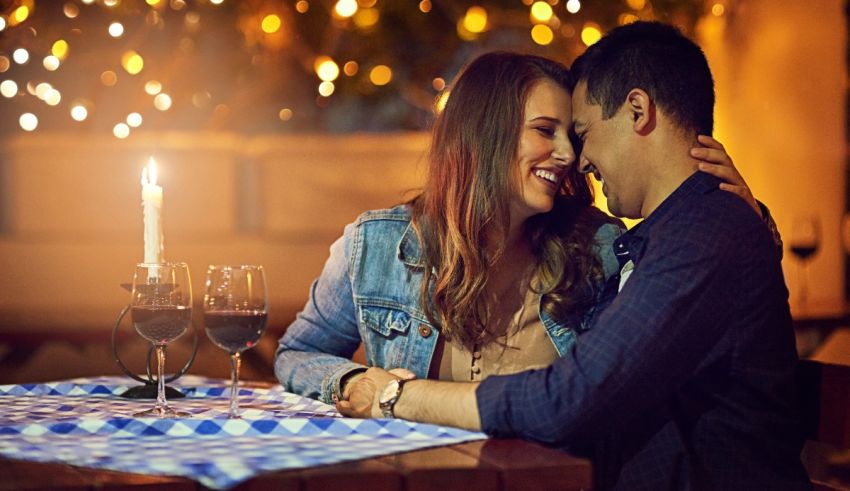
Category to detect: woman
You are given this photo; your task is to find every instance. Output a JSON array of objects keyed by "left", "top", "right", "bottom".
[{"left": 275, "top": 52, "right": 772, "bottom": 405}]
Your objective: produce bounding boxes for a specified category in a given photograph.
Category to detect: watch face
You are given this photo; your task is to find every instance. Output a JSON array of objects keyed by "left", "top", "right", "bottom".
[{"left": 379, "top": 379, "right": 400, "bottom": 405}]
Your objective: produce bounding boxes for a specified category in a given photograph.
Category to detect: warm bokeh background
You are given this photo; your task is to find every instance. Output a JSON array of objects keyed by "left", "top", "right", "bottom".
[{"left": 0, "top": 0, "right": 846, "bottom": 383}]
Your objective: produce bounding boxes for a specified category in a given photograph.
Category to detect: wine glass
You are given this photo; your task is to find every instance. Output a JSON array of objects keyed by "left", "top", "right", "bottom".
[
  {"left": 789, "top": 215, "right": 821, "bottom": 308},
  {"left": 203, "top": 265, "right": 268, "bottom": 419},
  {"left": 130, "top": 262, "right": 193, "bottom": 418}
]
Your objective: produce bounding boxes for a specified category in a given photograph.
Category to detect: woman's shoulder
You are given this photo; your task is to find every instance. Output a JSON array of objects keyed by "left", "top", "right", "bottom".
[
  {"left": 354, "top": 203, "right": 413, "bottom": 227},
  {"left": 580, "top": 206, "right": 625, "bottom": 239}
]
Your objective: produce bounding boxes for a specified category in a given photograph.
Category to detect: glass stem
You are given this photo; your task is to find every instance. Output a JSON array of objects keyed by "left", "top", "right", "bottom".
[
  {"left": 229, "top": 352, "right": 241, "bottom": 418},
  {"left": 156, "top": 344, "right": 167, "bottom": 414}
]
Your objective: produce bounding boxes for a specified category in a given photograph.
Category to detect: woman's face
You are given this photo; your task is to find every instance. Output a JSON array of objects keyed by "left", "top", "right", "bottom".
[{"left": 510, "top": 79, "right": 576, "bottom": 224}]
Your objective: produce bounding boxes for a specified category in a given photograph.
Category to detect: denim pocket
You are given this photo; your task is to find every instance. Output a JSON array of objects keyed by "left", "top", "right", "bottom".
[{"left": 358, "top": 305, "right": 412, "bottom": 337}]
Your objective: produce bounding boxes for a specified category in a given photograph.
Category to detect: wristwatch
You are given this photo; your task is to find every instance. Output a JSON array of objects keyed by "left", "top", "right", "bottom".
[{"left": 378, "top": 379, "right": 407, "bottom": 418}]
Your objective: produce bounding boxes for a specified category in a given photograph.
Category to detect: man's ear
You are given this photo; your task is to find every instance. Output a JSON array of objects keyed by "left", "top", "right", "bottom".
[{"left": 625, "top": 88, "right": 654, "bottom": 135}]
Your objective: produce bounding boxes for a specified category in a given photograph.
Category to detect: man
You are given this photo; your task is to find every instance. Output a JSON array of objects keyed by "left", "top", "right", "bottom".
[{"left": 339, "top": 22, "right": 809, "bottom": 490}]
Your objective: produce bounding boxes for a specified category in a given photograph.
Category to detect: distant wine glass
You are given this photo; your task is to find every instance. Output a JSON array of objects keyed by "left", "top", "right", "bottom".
[
  {"left": 203, "top": 265, "right": 268, "bottom": 419},
  {"left": 789, "top": 215, "right": 821, "bottom": 308},
  {"left": 130, "top": 262, "right": 193, "bottom": 418}
]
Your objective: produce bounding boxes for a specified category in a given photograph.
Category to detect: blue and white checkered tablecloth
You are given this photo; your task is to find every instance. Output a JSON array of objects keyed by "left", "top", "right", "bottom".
[{"left": 0, "top": 375, "right": 487, "bottom": 489}]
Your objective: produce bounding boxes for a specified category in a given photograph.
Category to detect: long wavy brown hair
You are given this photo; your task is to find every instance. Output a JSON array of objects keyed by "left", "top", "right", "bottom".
[{"left": 410, "top": 51, "right": 611, "bottom": 351}]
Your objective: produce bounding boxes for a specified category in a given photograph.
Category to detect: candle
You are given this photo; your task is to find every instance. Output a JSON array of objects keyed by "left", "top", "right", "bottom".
[{"left": 141, "top": 156, "right": 164, "bottom": 264}]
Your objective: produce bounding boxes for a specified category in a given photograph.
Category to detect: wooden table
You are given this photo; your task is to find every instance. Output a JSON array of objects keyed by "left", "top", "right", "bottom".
[{"left": 0, "top": 439, "right": 592, "bottom": 491}]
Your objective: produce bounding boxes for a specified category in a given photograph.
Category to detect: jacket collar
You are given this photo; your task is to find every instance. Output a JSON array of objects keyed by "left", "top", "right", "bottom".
[{"left": 397, "top": 222, "right": 426, "bottom": 268}]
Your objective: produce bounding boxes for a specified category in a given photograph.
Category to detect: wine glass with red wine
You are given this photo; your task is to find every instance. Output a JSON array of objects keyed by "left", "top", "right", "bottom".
[
  {"left": 130, "top": 262, "right": 193, "bottom": 418},
  {"left": 203, "top": 265, "right": 268, "bottom": 418},
  {"left": 789, "top": 215, "right": 821, "bottom": 308}
]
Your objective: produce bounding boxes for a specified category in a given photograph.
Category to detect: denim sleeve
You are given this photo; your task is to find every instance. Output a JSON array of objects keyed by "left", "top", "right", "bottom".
[
  {"left": 274, "top": 223, "right": 367, "bottom": 404},
  {"left": 592, "top": 221, "right": 625, "bottom": 283}
]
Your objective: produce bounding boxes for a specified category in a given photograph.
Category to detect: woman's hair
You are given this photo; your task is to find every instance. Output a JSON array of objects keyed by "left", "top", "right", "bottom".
[{"left": 410, "top": 51, "right": 608, "bottom": 351}]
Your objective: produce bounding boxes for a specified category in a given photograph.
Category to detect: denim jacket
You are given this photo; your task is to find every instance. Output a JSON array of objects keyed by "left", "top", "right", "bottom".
[{"left": 275, "top": 204, "right": 623, "bottom": 404}]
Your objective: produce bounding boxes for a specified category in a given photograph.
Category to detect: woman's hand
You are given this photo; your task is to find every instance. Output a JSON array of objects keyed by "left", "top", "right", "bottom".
[
  {"left": 691, "top": 135, "right": 762, "bottom": 218},
  {"left": 336, "top": 367, "right": 415, "bottom": 418}
]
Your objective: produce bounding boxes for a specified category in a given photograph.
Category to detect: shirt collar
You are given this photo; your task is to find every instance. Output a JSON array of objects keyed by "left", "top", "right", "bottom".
[{"left": 614, "top": 171, "right": 721, "bottom": 268}]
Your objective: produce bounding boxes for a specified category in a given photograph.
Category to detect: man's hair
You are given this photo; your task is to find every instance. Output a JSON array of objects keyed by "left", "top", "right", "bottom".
[{"left": 571, "top": 21, "right": 715, "bottom": 136}]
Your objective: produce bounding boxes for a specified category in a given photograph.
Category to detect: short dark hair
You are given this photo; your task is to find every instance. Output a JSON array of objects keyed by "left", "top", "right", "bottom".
[{"left": 571, "top": 21, "right": 715, "bottom": 136}]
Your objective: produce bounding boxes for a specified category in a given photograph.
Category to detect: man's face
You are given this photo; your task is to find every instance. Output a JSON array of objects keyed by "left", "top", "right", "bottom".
[{"left": 571, "top": 81, "right": 645, "bottom": 219}]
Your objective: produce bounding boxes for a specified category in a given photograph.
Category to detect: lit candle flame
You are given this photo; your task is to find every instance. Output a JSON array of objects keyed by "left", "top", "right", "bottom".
[{"left": 141, "top": 156, "right": 158, "bottom": 186}]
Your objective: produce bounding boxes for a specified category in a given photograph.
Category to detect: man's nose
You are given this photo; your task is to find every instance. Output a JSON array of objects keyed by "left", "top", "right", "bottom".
[{"left": 552, "top": 136, "right": 576, "bottom": 167}]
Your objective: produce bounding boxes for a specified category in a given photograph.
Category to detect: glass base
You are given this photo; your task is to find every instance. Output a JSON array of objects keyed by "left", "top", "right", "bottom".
[{"left": 133, "top": 405, "right": 191, "bottom": 418}]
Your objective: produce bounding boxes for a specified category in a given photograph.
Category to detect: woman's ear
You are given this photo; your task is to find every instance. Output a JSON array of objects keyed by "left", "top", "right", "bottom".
[{"left": 626, "top": 88, "right": 654, "bottom": 134}]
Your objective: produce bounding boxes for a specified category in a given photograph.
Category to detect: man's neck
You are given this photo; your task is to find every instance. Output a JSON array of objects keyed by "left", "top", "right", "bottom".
[{"left": 639, "top": 133, "right": 699, "bottom": 219}]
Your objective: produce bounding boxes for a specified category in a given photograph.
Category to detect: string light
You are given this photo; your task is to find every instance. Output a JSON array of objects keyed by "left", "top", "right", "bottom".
[{"left": 0, "top": 0, "right": 712, "bottom": 135}]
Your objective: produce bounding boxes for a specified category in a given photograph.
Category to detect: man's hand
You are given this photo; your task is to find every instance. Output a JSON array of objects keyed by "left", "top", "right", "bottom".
[
  {"left": 336, "top": 367, "right": 415, "bottom": 418},
  {"left": 691, "top": 135, "right": 762, "bottom": 218}
]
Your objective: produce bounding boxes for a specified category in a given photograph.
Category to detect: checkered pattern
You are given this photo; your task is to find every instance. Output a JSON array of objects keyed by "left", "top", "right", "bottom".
[{"left": 0, "top": 376, "right": 486, "bottom": 489}]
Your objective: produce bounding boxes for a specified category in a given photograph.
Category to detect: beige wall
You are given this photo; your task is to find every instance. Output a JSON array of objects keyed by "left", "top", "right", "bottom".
[
  {"left": 0, "top": 132, "right": 429, "bottom": 333},
  {"left": 698, "top": 0, "right": 846, "bottom": 307}
]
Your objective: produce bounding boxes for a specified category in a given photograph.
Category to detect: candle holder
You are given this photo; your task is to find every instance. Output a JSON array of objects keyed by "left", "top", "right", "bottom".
[{"left": 112, "top": 284, "right": 198, "bottom": 399}]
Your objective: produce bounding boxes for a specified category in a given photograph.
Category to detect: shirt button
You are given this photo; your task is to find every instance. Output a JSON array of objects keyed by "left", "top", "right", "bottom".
[
  {"left": 418, "top": 324, "right": 432, "bottom": 338},
  {"left": 472, "top": 351, "right": 482, "bottom": 359}
]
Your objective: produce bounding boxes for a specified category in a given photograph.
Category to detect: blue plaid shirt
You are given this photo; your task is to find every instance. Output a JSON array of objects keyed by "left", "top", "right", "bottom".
[{"left": 476, "top": 172, "right": 809, "bottom": 490}]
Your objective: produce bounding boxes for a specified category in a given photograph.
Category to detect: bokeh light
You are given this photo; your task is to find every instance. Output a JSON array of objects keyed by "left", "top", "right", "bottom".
[
  {"left": 279, "top": 108, "right": 293, "bottom": 121},
  {"left": 432, "top": 77, "right": 445, "bottom": 91},
  {"left": 113, "top": 123, "right": 130, "bottom": 139},
  {"left": 43, "top": 56, "right": 60, "bottom": 71},
  {"left": 109, "top": 22, "right": 124, "bottom": 37},
  {"left": 343, "top": 61, "right": 359, "bottom": 76},
  {"left": 52, "top": 40, "right": 69, "bottom": 61},
  {"left": 318, "top": 81, "right": 335, "bottom": 97},
  {"left": 369, "top": 65, "right": 392, "bottom": 86},
  {"left": 315, "top": 56, "right": 340, "bottom": 82},
  {"left": 13, "top": 49, "right": 29, "bottom": 65},
  {"left": 154, "top": 93, "right": 172, "bottom": 111},
  {"left": 45, "top": 89, "right": 62, "bottom": 106},
  {"left": 566, "top": 0, "right": 581, "bottom": 14},
  {"left": 354, "top": 8, "right": 379, "bottom": 29},
  {"left": 62, "top": 3, "right": 79, "bottom": 18},
  {"left": 70, "top": 104, "right": 88, "bottom": 121},
  {"left": 19, "top": 113, "right": 38, "bottom": 132},
  {"left": 35, "top": 83, "right": 52, "bottom": 100},
  {"left": 712, "top": 3, "right": 725, "bottom": 16},
  {"left": 296, "top": 1, "right": 309, "bottom": 14},
  {"left": 0, "top": 80, "right": 18, "bottom": 98},
  {"left": 334, "top": 0, "right": 358, "bottom": 18},
  {"left": 121, "top": 51, "right": 144, "bottom": 75},
  {"left": 530, "top": 2, "right": 553, "bottom": 23},
  {"left": 0, "top": 17, "right": 6, "bottom": 32},
  {"left": 127, "top": 112, "right": 143, "bottom": 127},
  {"left": 419, "top": 0, "right": 432, "bottom": 13},
  {"left": 11, "top": 6, "right": 30, "bottom": 26},
  {"left": 581, "top": 23, "right": 602, "bottom": 46},
  {"left": 0, "top": 56, "right": 9, "bottom": 73},
  {"left": 261, "top": 14, "right": 281, "bottom": 34},
  {"left": 626, "top": 0, "right": 646, "bottom": 10},
  {"left": 463, "top": 6, "right": 488, "bottom": 33},
  {"left": 145, "top": 80, "right": 162, "bottom": 95},
  {"left": 531, "top": 24, "right": 554, "bottom": 45},
  {"left": 101, "top": 70, "right": 118, "bottom": 86}
]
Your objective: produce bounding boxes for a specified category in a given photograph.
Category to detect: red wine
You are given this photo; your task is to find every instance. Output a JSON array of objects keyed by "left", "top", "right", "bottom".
[
  {"left": 790, "top": 245, "right": 818, "bottom": 260},
  {"left": 131, "top": 305, "right": 192, "bottom": 344},
  {"left": 204, "top": 310, "right": 268, "bottom": 353}
]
